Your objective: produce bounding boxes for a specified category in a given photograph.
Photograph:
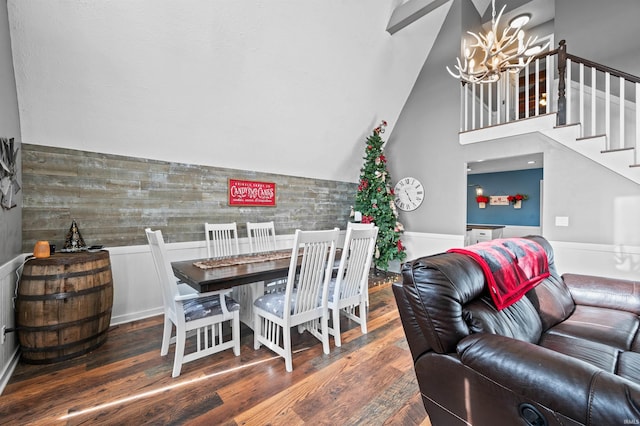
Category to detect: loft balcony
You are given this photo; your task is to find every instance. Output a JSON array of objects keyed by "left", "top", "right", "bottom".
[{"left": 458, "top": 40, "right": 640, "bottom": 184}]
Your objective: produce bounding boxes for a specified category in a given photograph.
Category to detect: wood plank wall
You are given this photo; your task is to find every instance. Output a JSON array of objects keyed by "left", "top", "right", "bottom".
[{"left": 21, "top": 144, "right": 357, "bottom": 252}]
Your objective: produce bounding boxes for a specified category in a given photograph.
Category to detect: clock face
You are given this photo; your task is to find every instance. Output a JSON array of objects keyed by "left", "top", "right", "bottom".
[{"left": 394, "top": 177, "right": 424, "bottom": 211}]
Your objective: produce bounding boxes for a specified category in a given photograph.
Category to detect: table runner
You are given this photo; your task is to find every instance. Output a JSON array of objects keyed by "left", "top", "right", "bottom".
[{"left": 193, "top": 250, "right": 292, "bottom": 270}]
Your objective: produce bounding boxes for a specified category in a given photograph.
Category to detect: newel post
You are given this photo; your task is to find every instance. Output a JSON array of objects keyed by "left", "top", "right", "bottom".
[{"left": 557, "top": 40, "right": 567, "bottom": 126}]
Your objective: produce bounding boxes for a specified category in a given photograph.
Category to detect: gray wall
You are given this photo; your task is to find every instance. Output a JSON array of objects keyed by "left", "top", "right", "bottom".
[
  {"left": 0, "top": 0, "right": 21, "bottom": 264},
  {"left": 388, "top": 0, "right": 640, "bottom": 248},
  {"left": 556, "top": 0, "right": 640, "bottom": 76},
  {"left": 22, "top": 144, "right": 357, "bottom": 252},
  {"left": 386, "top": 0, "right": 476, "bottom": 236}
]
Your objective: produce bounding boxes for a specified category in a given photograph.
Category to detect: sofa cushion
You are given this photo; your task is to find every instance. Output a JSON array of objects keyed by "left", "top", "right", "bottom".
[
  {"left": 401, "top": 252, "right": 488, "bottom": 354},
  {"left": 546, "top": 305, "right": 640, "bottom": 351},
  {"left": 464, "top": 295, "right": 542, "bottom": 344},
  {"left": 564, "top": 273, "right": 640, "bottom": 315},
  {"left": 524, "top": 236, "right": 576, "bottom": 330},
  {"left": 539, "top": 332, "right": 619, "bottom": 373},
  {"left": 526, "top": 272, "right": 576, "bottom": 330},
  {"left": 617, "top": 351, "right": 640, "bottom": 383}
]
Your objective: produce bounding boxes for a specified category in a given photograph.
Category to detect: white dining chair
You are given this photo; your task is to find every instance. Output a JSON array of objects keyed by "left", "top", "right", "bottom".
[
  {"left": 253, "top": 228, "right": 339, "bottom": 372},
  {"left": 328, "top": 226, "right": 378, "bottom": 347},
  {"left": 145, "top": 228, "right": 240, "bottom": 377},
  {"left": 246, "top": 220, "right": 287, "bottom": 294},
  {"left": 347, "top": 222, "right": 375, "bottom": 230},
  {"left": 233, "top": 221, "right": 280, "bottom": 329},
  {"left": 205, "top": 222, "right": 240, "bottom": 258},
  {"left": 246, "top": 221, "right": 277, "bottom": 253}
]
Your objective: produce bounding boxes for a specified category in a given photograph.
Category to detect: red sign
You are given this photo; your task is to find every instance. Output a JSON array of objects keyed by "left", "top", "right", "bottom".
[{"left": 228, "top": 179, "right": 276, "bottom": 206}]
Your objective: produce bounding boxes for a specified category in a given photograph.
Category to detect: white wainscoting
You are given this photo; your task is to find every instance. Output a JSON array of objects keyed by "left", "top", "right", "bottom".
[
  {"left": 402, "top": 231, "right": 464, "bottom": 261},
  {"left": 0, "top": 254, "right": 26, "bottom": 395},
  {"left": 403, "top": 226, "right": 541, "bottom": 263},
  {"left": 3, "top": 230, "right": 636, "bottom": 394},
  {"left": 402, "top": 230, "right": 639, "bottom": 281},
  {"left": 549, "top": 240, "right": 640, "bottom": 281},
  {"left": 108, "top": 234, "right": 296, "bottom": 326}
]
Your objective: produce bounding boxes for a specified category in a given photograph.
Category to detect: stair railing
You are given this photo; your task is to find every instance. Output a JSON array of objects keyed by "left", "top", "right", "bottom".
[
  {"left": 459, "top": 39, "right": 558, "bottom": 132},
  {"left": 460, "top": 40, "right": 640, "bottom": 166},
  {"left": 558, "top": 40, "right": 640, "bottom": 164}
]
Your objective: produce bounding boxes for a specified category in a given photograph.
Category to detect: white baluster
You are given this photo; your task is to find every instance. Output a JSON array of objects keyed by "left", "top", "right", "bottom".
[
  {"left": 605, "top": 72, "right": 611, "bottom": 150},
  {"left": 591, "top": 67, "right": 596, "bottom": 137},
  {"left": 567, "top": 59, "right": 572, "bottom": 124},
  {"left": 620, "top": 77, "right": 625, "bottom": 150},
  {"left": 579, "top": 63, "right": 585, "bottom": 138},
  {"left": 636, "top": 82, "right": 640, "bottom": 164}
]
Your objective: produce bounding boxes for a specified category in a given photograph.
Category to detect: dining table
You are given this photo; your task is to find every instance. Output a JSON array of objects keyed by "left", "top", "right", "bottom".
[
  {"left": 171, "top": 248, "right": 340, "bottom": 330},
  {"left": 172, "top": 249, "right": 297, "bottom": 330},
  {"left": 171, "top": 249, "right": 294, "bottom": 293}
]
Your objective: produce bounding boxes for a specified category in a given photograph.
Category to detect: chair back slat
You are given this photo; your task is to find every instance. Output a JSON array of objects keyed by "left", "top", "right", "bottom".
[
  {"left": 247, "top": 221, "right": 277, "bottom": 253},
  {"left": 145, "top": 228, "right": 179, "bottom": 310},
  {"left": 284, "top": 228, "right": 339, "bottom": 318},
  {"left": 346, "top": 222, "right": 375, "bottom": 230},
  {"left": 335, "top": 227, "right": 379, "bottom": 300},
  {"left": 205, "top": 222, "right": 240, "bottom": 258}
]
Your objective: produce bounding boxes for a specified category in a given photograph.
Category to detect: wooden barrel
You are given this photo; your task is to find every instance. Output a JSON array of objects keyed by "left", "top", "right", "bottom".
[{"left": 16, "top": 250, "right": 114, "bottom": 364}]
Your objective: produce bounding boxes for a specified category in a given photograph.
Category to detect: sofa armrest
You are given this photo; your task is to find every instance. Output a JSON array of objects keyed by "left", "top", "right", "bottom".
[
  {"left": 458, "top": 333, "right": 640, "bottom": 425},
  {"left": 563, "top": 273, "right": 640, "bottom": 314}
]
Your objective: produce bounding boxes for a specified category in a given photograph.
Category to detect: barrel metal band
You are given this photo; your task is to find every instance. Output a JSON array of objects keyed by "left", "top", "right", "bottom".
[
  {"left": 20, "top": 337, "right": 108, "bottom": 364},
  {"left": 20, "top": 326, "right": 109, "bottom": 353},
  {"left": 21, "top": 264, "right": 111, "bottom": 281},
  {"left": 17, "top": 309, "right": 112, "bottom": 332},
  {"left": 17, "top": 281, "right": 113, "bottom": 301}
]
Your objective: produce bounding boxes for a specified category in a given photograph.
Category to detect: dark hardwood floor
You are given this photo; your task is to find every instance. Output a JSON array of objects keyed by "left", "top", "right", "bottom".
[{"left": 1, "top": 275, "right": 430, "bottom": 425}]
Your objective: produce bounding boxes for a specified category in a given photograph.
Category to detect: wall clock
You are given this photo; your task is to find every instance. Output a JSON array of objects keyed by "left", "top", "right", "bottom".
[{"left": 394, "top": 177, "right": 424, "bottom": 211}]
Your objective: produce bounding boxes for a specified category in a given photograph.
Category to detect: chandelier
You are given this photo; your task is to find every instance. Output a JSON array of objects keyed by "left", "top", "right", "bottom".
[{"left": 447, "top": 0, "right": 549, "bottom": 84}]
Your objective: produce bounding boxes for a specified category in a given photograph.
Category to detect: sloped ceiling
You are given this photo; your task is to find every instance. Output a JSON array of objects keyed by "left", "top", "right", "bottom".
[{"left": 8, "top": 0, "right": 450, "bottom": 183}]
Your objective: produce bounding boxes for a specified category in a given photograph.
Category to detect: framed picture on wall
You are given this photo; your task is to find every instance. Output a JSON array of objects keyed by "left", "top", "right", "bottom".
[
  {"left": 490, "top": 195, "right": 509, "bottom": 206},
  {"left": 228, "top": 178, "right": 276, "bottom": 206}
]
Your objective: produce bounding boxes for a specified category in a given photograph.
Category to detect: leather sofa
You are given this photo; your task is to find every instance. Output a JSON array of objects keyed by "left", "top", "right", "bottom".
[{"left": 393, "top": 235, "right": 640, "bottom": 426}]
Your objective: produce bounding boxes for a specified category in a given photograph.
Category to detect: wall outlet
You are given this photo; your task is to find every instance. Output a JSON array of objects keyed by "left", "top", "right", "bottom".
[
  {"left": 1, "top": 326, "right": 5, "bottom": 344},
  {"left": 555, "top": 216, "right": 569, "bottom": 227}
]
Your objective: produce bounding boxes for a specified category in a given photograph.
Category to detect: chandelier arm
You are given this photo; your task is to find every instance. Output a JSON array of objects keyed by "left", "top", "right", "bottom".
[
  {"left": 492, "top": 5, "right": 507, "bottom": 32},
  {"left": 456, "top": 56, "right": 467, "bottom": 73},
  {"left": 447, "top": 2, "right": 544, "bottom": 84},
  {"left": 446, "top": 66, "right": 461, "bottom": 79},
  {"left": 488, "top": 29, "right": 523, "bottom": 58}
]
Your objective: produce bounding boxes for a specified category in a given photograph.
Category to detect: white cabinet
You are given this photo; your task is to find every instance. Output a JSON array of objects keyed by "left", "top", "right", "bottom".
[{"left": 467, "top": 226, "right": 504, "bottom": 245}]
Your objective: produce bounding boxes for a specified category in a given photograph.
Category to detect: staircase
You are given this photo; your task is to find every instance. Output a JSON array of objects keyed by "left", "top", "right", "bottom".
[{"left": 458, "top": 40, "right": 640, "bottom": 185}]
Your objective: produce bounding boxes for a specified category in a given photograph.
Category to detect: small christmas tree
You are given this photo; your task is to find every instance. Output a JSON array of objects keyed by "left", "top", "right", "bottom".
[{"left": 352, "top": 120, "right": 407, "bottom": 270}]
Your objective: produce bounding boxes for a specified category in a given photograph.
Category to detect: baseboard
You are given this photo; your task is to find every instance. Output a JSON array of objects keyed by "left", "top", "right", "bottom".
[
  {"left": 0, "top": 347, "right": 20, "bottom": 395},
  {"left": 0, "top": 253, "right": 28, "bottom": 396},
  {"left": 110, "top": 307, "right": 164, "bottom": 326}
]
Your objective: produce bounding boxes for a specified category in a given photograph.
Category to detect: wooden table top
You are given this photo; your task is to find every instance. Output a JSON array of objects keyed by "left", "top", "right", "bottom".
[
  {"left": 171, "top": 252, "right": 294, "bottom": 293},
  {"left": 172, "top": 248, "right": 341, "bottom": 293}
]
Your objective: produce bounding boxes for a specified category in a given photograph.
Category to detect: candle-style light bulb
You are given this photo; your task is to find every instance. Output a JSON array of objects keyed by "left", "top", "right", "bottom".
[{"left": 518, "top": 30, "right": 524, "bottom": 52}]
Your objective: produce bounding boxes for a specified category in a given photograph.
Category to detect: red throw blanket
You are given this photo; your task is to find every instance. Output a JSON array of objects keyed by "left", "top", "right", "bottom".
[{"left": 448, "top": 238, "right": 550, "bottom": 310}]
